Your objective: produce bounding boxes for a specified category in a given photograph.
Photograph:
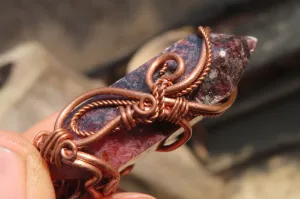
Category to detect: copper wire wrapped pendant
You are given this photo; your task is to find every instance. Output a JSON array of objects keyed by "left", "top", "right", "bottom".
[{"left": 33, "top": 26, "right": 257, "bottom": 198}]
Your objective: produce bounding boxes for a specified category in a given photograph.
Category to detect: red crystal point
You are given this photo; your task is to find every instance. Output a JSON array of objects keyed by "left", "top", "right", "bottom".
[{"left": 245, "top": 36, "right": 258, "bottom": 54}]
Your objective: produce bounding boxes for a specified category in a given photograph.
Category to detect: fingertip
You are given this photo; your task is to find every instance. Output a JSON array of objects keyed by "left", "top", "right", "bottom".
[
  {"left": 102, "top": 192, "right": 156, "bottom": 199},
  {"left": 0, "top": 131, "right": 55, "bottom": 199}
]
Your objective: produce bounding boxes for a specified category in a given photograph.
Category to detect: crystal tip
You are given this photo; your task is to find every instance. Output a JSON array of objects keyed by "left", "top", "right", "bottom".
[{"left": 245, "top": 36, "right": 258, "bottom": 55}]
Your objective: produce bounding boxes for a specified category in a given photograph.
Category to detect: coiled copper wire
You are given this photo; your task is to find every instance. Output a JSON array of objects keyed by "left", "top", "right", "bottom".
[
  {"left": 34, "top": 26, "right": 237, "bottom": 199},
  {"left": 163, "top": 97, "right": 189, "bottom": 124},
  {"left": 119, "top": 105, "right": 136, "bottom": 131},
  {"left": 35, "top": 128, "right": 76, "bottom": 167},
  {"left": 54, "top": 180, "right": 83, "bottom": 199}
]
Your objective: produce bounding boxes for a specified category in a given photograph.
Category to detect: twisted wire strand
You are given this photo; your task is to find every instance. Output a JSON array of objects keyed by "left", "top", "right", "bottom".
[
  {"left": 118, "top": 78, "right": 174, "bottom": 131},
  {"left": 177, "top": 26, "right": 212, "bottom": 96},
  {"left": 159, "top": 62, "right": 168, "bottom": 76},
  {"left": 152, "top": 79, "right": 173, "bottom": 121},
  {"left": 71, "top": 99, "right": 138, "bottom": 137}
]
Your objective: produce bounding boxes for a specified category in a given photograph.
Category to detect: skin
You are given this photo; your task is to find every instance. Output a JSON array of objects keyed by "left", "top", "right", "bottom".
[{"left": 0, "top": 113, "right": 155, "bottom": 199}]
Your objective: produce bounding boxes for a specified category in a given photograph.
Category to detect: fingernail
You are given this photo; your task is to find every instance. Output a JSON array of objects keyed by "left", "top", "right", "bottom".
[
  {"left": 0, "top": 146, "right": 26, "bottom": 199},
  {"left": 110, "top": 192, "right": 156, "bottom": 199}
]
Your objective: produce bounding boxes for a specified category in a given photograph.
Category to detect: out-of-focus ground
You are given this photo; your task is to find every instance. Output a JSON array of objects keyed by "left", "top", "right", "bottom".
[{"left": 1, "top": 0, "right": 300, "bottom": 198}]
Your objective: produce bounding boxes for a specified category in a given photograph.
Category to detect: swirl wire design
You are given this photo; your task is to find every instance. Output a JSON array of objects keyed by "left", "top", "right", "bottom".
[
  {"left": 177, "top": 26, "right": 212, "bottom": 96},
  {"left": 33, "top": 26, "right": 237, "bottom": 199},
  {"left": 70, "top": 99, "right": 138, "bottom": 137}
]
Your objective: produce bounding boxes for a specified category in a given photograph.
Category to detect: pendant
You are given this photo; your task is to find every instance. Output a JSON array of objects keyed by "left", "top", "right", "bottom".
[{"left": 33, "top": 26, "right": 257, "bottom": 198}]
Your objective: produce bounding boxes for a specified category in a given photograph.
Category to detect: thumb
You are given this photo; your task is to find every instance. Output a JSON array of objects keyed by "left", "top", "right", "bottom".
[
  {"left": 0, "top": 131, "right": 55, "bottom": 199},
  {"left": 101, "top": 192, "right": 156, "bottom": 199}
]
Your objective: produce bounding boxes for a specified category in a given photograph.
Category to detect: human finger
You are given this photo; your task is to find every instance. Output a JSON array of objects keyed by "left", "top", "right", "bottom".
[{"left": 0, "top": 130, "right": 55, "bottom": 199}]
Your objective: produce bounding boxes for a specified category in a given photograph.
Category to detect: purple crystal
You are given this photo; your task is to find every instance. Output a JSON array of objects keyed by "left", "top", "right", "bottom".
[{"left": 52, "top": 32, "right": 257, "bottom": 180}]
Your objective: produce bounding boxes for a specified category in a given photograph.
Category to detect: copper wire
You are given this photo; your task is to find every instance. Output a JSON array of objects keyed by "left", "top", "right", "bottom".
[
  {"left": 152, "top": 78, "right": 173, "bottom": 121},
  {"left": 163, "top": 97, "right": 189, "bottom": 123},
  {"left": 156, "top": 119, "right": 192, "bottom": 152},
  {"left": 71, "top": 99, "right": 138, "bottom": 137},
  {"left": 35, "top": 128, "right": 76, "bottom": 167},
  {"left": 177, "top": 26, "right": 212, "bottom": 96},
  {"left": 119, "top": 105, "right": 136, "bottom": 131},
  {"left": 120, "top": 164, "right": 135, "bottom": 176},
  {"left": 33, "top": 26, "right": 237, "bottom": 199},
  {"left": 159, "top": 62, "right": 168, "bottom": 76}
]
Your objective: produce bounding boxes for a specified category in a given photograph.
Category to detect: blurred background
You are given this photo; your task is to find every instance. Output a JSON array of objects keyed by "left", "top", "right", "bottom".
[{"left": 0, "top": 0, "right": 300, "bottom": 198}]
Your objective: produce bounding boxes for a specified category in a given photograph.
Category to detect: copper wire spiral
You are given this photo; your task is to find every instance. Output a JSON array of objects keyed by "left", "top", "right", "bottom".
[
  {"left": 34, "top": 26, "right": 237, "bottom": 199},
  {"left": 35, "top": 128, "right": 77, "bottom": 167}
]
